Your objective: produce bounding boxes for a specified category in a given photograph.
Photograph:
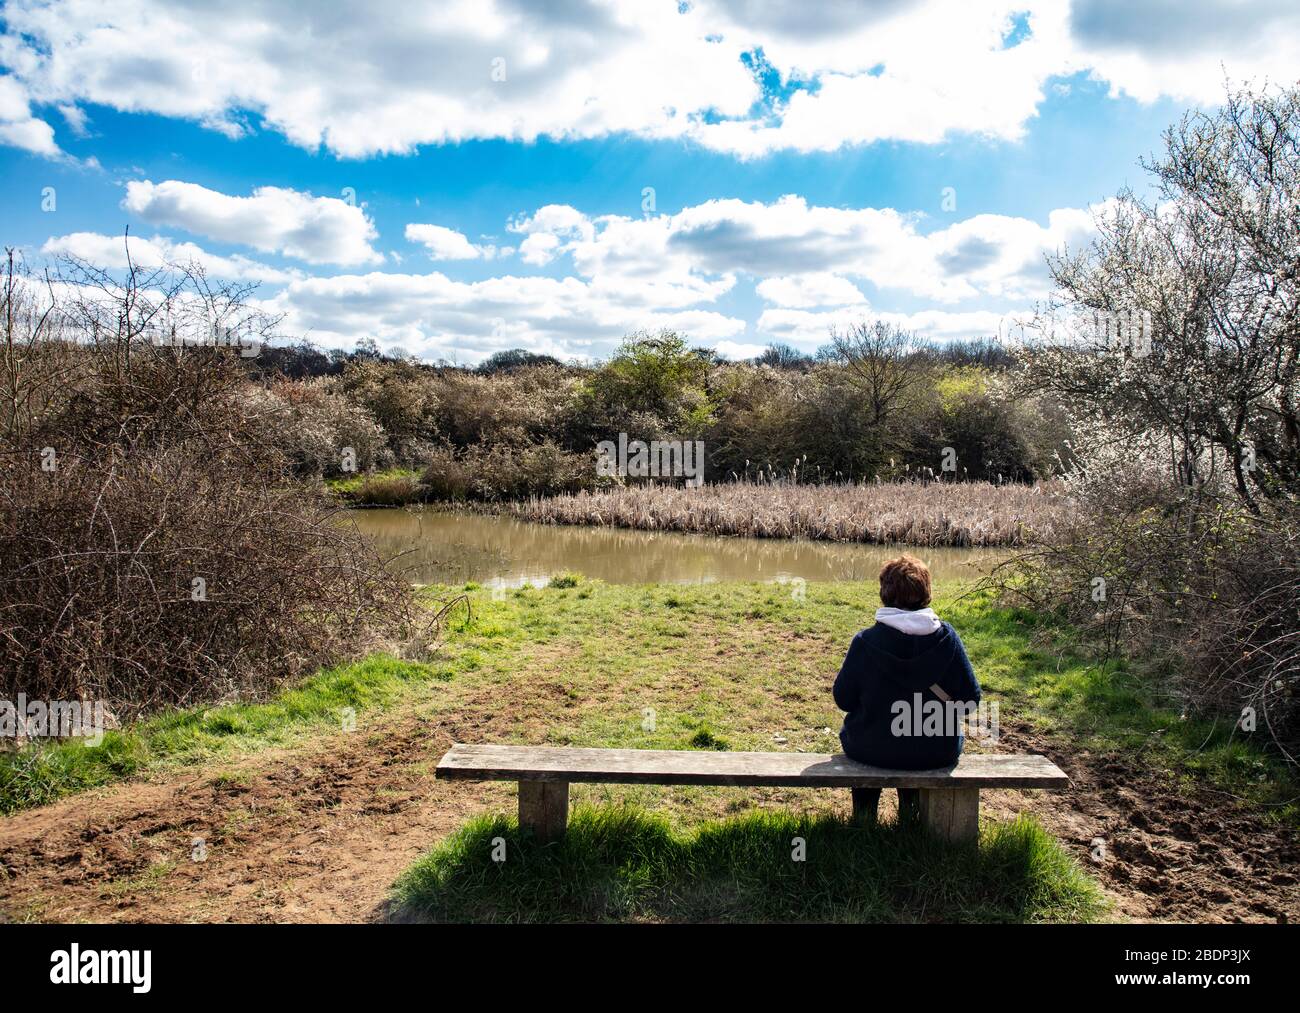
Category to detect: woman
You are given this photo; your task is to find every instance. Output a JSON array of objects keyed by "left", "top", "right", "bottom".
[{"left": 832, "top": 554, "right": 981, "bottom": 824}]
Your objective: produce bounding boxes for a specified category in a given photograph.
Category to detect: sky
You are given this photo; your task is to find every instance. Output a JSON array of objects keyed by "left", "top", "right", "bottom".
[{"left": 1, "top": 0, "right": 1297, "bottom": 364}]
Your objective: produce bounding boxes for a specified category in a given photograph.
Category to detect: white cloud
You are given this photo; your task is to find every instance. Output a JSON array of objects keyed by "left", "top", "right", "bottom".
[
  {"left": 57, "top": 102, "right": 88, "bottom": 135},
  {"left": 1, "top": 1, "right": 1296, "bottom": 158},
  {"left": 0, "top": 0, "right": 754, "bottom": 158},
  {"left": 42, "top": 231, "right": 301, "bottom": 284},
  {"left": 515, "top": 195, "right": 1096, "bottom": 304},
  {"left": 245, "top": 193, "right": 1085, "bottom": 360},
  {"left": 37, "top": 191, "right": 1093, "bottom": 360},
  {"left": 122, "top": 180, "right": 382, "bottom": 266},
  {"left": 756, "top": 273, "right": 866, "bottom": 308},
  {"left": 758, "top": 305, "right": 1025, "bottom": 347},
  {"left": 714, "top": 339, "right": 768, "bottom": 360},
  {"left": 1067, "top": 0, "right": 1300, "bottom": 105},
  {"left": 260, "top": 269, "right": 746, "bottom": 364},
  {"left": 405, "top": 223, "right": 503, "bottom": 261},
  {"left": 509, "top": 205, "right": 597, "bottom": 265},
  {"left": 0, "top": 74, "right": 60, "bottom": 156}
]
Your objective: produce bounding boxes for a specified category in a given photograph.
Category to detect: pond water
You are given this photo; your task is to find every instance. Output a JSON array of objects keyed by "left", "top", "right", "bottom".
[{"left": 342, "top": 508, "right": 1000, "bottom": 591}]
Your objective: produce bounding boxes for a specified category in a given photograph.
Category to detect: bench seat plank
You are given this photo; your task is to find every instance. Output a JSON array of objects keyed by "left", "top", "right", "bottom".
[{"left": 435, "top": 743, "right": 1067, "bottom": 789}]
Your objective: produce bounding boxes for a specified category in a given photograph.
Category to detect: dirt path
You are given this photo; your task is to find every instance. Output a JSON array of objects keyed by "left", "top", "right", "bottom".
[
  {"left": 0, "top": 704, "right": 517, "bottom": 923},
  {"left": 1, "top": 713, "right": 1295, "bottom": 923},
  {"left": 990, "top": 728, "right": 1297, "bottom": 924}
]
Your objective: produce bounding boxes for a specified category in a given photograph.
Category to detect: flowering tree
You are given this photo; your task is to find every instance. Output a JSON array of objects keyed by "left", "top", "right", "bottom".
[{"left": 1024, "top": 83, "right": 1299, "bottom": 512}]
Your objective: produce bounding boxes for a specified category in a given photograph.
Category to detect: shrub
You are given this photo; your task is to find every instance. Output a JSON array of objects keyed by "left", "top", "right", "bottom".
[
  {"left": 1, "top": 409, "right": 413, "bottom": 718},
  {"left": 419, "top": 446, "right": 476, "bottom": 500},
  {"left": 0, "top": 253, "right": 414, "bottom": 718},
  {"left": 253, "top": 378, "right": 391, "bottom": 477},
  {"left": 421, "top": 441, "right": 598, "bottom": 501},
  {"left": 993, "top": 446, "right": 1300, "bottom": 756}
]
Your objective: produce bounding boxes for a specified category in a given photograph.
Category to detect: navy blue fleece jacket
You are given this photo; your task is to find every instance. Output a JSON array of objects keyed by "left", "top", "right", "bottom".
[{"left": 833, "top": 621, "right": 981, "bottom": 770}]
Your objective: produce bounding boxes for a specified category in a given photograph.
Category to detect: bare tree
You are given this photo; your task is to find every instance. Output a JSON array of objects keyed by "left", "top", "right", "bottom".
[
  {"left": 829, "top": 320, "right": 930, "bottom": 428},
  {"left": 754, "top": 342, "right": 813, "bottom": 371}
]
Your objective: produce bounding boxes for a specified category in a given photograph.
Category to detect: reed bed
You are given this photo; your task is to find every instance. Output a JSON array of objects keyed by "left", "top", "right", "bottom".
[{"left": 498, "top": 479, "right": 1071, "bottom": 547}]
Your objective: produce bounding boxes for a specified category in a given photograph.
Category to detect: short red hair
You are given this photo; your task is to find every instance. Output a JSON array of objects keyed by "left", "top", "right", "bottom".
[{"left": 879, "top": 554, "right": 931, "bottom": 610}]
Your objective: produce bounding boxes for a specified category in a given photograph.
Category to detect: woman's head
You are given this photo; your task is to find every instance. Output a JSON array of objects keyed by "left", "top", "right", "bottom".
[{"left": 878, "top": 554, "right": 931, "bottom": 610}]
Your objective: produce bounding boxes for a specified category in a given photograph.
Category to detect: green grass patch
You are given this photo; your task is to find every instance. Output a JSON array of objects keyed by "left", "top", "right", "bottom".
[
  {"left": 326, "top": 467, "right": 423, "bottom": 505},
  {"left": 6, "top": 578, "right": 1293, "bottom": 830},
  {"left": 437, "top": 579, "right": 1297, "bottom": 824},
  {"left": 391, "top": 805, "right": 1107, "bottom": 923},
  {"left": 945, "top": 591, "right": 1298, "bottom": 823},
  {"left": 0, "top": 654, "right": 437, "bottom": 814}
]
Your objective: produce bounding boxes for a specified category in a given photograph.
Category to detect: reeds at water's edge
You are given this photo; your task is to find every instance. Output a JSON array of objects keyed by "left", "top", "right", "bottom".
[{"left": 496, "top": 479, "right": 1070, "bottom": 548}]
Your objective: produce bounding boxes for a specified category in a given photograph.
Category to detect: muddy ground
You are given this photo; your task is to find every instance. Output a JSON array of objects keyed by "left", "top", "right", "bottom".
[{"left": 1, "top": 704, "right": 1294, "bottom": 923}]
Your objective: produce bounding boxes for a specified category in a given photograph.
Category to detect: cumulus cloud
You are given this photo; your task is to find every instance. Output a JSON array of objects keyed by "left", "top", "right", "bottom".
[
  {"left": 237, "top": 194, "right": 1085, "bottom": 361},
  {"left": 515, "top": 194, "right": 1096, "bottom": 304},
  {"left": 0, "top": 74, "right": 60, "bottom": 156},
  {"left": 756, "top": 273, "right": 866, "bottom": 308},
  {"left": 713, "top": 339, "right": 769, "bottom": 360},
  {"left": 1, "top": 1, "right": 1296, "bottom": 158},
  {"left": 1068, "top": 0, "right": 1300, "bottom": 103},
  {"left": 42, "top": 231, "right": 301, "bottom": 284},
  {"left": 38, "top": 189, "right": 1093, "bottom": 359},
  {"left": 122, "top": 180, "right": 382, "bottom": 266},
  {"left": 758, "top": 305, "right": 1027, "bottom": 347},
  {"left": 405, "top": 223, "right": 507, "bottom": 261},
  {"left": 0, "top": 0, "right": 753, "bottom": 158},
  {"left": 259, "top": 269, "right": 746, "bottom": 364},
  {"left": 509, "top": 205, "right": 597, "bottom": 265}
]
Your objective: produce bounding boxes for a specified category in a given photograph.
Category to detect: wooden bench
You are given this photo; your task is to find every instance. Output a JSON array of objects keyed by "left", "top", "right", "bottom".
[{"left": 435, "top": 743, "right": 1068, "bottom": 844}]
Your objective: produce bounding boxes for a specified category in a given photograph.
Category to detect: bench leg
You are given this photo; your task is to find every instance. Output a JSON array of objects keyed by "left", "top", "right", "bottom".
[
  {"left": 851, "top": 787, "right": 881, "bottom": 825},
  {"left": 518, "top": 780, "right": 569, "bottom": 842},
  {"left": 919, "top": 787, "right": 979, "bottom": 844}
]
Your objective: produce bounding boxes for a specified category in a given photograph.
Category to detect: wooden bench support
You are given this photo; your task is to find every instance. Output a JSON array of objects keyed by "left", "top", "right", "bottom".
[
  {"left": 518, "top": 780, "right": 569, "bottom": 842},
  {"left": 919, "top": 787, "right": 979, "bottom": 844}
]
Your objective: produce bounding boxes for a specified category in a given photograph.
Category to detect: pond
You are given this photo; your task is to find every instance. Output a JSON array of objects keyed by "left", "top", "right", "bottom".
[{"left": 342, "top": 508, "right": 1001, "bottom": 591}]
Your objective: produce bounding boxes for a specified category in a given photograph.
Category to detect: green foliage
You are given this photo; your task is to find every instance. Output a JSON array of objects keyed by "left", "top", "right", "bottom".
[
  {"left": 252, "top": 326, "right": 1068, "bottom": 499},
  {"left": 329, "top": 468, "right": 425, "bottom": 505},
  {"left": 391, "top": 806, "right": 1106, "bottom": 923},
  {"left": 688, "top": 727, "right": 729, "bottom": 750},
  {"left": 912, "top": 367, "right": 1040, "bottom": 481},
  {"left": 570, "top": 331, "right": 716, "bottom": 443}
]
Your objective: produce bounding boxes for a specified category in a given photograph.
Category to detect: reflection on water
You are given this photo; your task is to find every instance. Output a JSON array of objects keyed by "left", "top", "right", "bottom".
[{"left": 342, "top": 508, "right": 1000, "bottom": 590}]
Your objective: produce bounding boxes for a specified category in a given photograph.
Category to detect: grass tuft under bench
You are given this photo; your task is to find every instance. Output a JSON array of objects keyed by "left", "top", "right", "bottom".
[{"left": 390, "top": 805, "right": 1106, "bottom": 923}]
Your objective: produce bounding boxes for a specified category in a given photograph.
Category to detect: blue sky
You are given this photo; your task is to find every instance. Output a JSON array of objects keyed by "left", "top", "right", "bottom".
[{"left": 1, "top": 1, "right": 1295, "bottom": 363}]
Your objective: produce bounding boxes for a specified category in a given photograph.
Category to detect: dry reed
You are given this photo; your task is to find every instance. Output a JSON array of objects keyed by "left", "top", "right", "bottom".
[{"left": 498, "top": 479, "right": 1070, "bottom": 547}]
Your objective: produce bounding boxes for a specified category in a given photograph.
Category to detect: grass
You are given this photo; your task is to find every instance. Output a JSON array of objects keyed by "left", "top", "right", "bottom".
[
  {"left": 501, "top": 478, "right": 1070, "bottom": 547},
  {"left": 5, "top": 577, "right": 1293, "bottom": 828},
  {"left": 390, "top": 805, "right": 1106, "bottom": 923},
  {"left": 958, "top": 601, "right": 1299, "bottom": 819},
  {"left": 0, "top": 654, "right": 438, "bottom": 814},
  {"left": 326, "top": 467, "right": 424, "bottom": 505}
]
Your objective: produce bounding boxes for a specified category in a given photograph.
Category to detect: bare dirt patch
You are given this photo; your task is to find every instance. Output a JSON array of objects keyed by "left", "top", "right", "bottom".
[
  {"left": 0, "top": 707, "right": 510, "bottom": 923},
  {"left": 1, "top": 708, "right": 1295, "bottom": 922},
  {"left": 983, "top": 727, "right": 1298, "bottom": 924}
]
